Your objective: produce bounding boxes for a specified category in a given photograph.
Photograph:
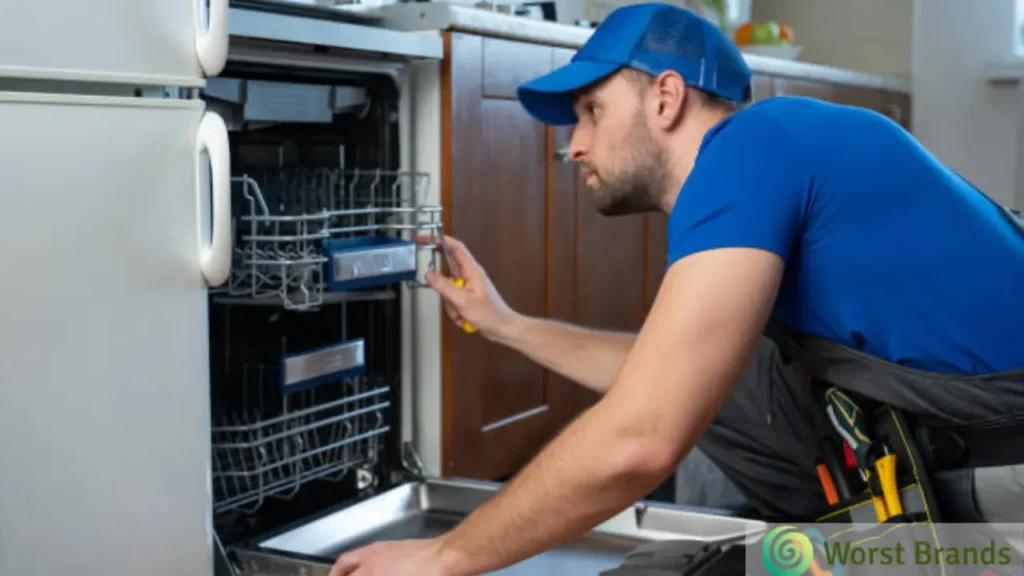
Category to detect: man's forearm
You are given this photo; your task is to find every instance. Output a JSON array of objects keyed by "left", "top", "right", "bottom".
[
  {"left": 490, "top": 315, "right": 635, "bottom": 394},
  {"left": 435, "top": 397, "right": 673, "bottom": 576}
]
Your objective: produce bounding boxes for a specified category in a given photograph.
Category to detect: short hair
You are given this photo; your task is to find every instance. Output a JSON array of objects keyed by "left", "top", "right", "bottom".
[{"left": 623, "top": 68, "right": 743, "bottom": 113}]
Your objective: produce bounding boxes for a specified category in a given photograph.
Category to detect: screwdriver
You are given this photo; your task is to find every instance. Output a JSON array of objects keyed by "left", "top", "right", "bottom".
[
  {"left": 820, "top": 438, "right": 853, "bottom": 502},
  {"left": 815, "top": 462, "right": 840, "bottom": 506},
  {"left": 437, "top": 234, "right": 477, "bottom": 334},
  {"left": 874, "top": 447, "right": 903, "bottom": 519}
]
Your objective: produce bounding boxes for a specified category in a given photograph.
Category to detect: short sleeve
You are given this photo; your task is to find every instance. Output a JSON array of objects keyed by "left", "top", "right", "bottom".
[{"left": 667, "top": 110, "right": 812, "bottom": 267}]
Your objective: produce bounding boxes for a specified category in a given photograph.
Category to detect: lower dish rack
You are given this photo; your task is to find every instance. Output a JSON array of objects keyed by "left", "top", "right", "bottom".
[{"left": 211, "top": 370, "right": 392, "bottom": 516}]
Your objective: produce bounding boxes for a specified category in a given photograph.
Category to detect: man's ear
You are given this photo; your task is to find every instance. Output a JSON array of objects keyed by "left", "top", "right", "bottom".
[{"left": 651, "top": 71, "right": 687, "bottom": 130}]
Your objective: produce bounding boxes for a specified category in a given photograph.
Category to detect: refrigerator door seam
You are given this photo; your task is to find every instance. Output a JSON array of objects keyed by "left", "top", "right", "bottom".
[{"left": 0, "top": 90, "right": 202, "bottom": 109}]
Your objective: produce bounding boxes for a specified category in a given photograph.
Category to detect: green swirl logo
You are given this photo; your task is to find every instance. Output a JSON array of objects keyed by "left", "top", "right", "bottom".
[{"left": 762, "top": 525, "right": 814, "bottom": 576}]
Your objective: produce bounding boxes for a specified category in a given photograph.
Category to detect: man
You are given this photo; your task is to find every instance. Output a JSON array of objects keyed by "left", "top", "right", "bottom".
[{"left": 331, "top": 2, "right": 1024, "bottom": 575}]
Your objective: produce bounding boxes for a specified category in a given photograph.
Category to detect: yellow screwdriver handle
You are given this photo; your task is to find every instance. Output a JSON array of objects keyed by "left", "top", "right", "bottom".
[
  {"left": 871, "top": 493, "right": 889, "bottom": 522},
  {"left": 875, "top": 453, "right": 903, "bottom": 517},
  {"left": 452, "top": 277, "right": 477, "bottom": 334}
]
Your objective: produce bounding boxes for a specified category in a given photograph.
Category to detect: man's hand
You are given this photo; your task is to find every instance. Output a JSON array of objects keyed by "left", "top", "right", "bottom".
[
  {"left": 417, "top": 234, "right": 517, "bottom": 341},
  {"left": 328, "top": 538, "right": 462, "bottom": 576}
]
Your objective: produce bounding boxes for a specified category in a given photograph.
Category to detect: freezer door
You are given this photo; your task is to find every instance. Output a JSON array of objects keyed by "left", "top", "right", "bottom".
[
  {"left": 0, "top": 0, "right": 228, "bottom": 86},
  {"left": 0, "top": 93, "right": 221, "bottom": 576}
]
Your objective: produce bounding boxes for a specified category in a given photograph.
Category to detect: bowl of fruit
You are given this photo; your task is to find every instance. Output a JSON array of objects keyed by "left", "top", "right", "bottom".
[{"left": 733, "top": 21, "right": 801, "bottom": 60}]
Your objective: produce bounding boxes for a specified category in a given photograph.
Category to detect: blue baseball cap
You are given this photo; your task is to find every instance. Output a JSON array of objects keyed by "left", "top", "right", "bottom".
[{"left": 516, "top": 2, "right": 753, "bottom": 126}]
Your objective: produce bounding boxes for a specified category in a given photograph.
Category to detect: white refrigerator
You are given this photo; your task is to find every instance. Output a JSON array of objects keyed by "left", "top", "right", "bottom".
[{"left": 0, "top": 2, "right": 232, "bottom": 575}]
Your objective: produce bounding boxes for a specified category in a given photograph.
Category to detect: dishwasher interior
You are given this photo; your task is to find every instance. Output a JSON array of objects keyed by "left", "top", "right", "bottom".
[
  {"left": 202, "top": 40, "right": 765, "bottom": 576},
  {"left": 203, "top": 54, "right": 443, "bottom": 574}
]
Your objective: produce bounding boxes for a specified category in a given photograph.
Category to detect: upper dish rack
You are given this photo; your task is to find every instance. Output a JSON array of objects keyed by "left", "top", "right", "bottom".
[{"left": 217, "top": 167, "right": 442, "bottom": 311}]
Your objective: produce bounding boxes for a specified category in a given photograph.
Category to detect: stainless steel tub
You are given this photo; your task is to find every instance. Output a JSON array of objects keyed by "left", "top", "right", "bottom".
[{"left": 231, "top": 478, "right": 765, "bottom": 575}]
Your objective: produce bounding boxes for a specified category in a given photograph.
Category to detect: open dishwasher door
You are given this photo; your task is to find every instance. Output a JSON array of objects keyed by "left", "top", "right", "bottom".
[{"left": 228, "top": 477, "right": 764, "bottom": 575}]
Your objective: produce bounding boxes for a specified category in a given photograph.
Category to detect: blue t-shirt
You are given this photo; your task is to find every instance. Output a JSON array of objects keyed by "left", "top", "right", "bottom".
[{"left": 667, "top": 96, "right": 1024, "bottom": 375}]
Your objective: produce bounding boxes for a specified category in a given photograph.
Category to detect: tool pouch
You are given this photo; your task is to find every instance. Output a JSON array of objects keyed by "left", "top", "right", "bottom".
[
  {"left": 813, "top": 392, "right": 942, "bottom": 525},
  {"left": 809, "top": 385, "right": 1024, "bottom": 576}
]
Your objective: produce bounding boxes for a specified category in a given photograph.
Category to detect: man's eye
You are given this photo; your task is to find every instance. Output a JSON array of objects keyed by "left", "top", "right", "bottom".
[{"left": 587, "top": 103, "right": 598, "bottom": 116}]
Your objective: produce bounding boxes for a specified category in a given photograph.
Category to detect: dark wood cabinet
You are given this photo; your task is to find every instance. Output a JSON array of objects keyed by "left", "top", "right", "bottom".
[
  {"left": 771, "top": 77, "right": 911, "bottom": 130},
  {"left": 441, "top": 33, "right": 569, "bottom": 479},
  {"left": 439, "top": 31, "right": 911, "bottom": 480}
]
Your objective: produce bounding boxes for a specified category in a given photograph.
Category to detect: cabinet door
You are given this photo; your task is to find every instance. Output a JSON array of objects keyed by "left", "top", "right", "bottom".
[
  {"left": 0, "top": 93, "right": 215, "bottom": 576},
  {"left": 442, "top": 33, "right": 569, "bottom": 479},
  {"left": 773, "top": 77, "right": 839, "bottom": 102},
  {"left": 876, "top": 90, "right": 911, "bottom": 130}
]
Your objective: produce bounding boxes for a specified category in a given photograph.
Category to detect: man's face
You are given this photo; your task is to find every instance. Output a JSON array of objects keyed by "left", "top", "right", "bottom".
[{"left": 568, "top": 71, "right": 669, "bottom": 216}]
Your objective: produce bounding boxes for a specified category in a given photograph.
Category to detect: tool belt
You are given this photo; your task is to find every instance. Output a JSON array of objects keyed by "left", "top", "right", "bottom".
[
  {"left": 764, "top": 322, "right": 1024, "bottom": 576},
  {"left": 806, "top": 381, "right": 1024, "bottom": 525}
]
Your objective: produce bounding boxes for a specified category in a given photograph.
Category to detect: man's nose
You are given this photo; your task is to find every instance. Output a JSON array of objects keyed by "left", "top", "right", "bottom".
[{"left": 567, "top": 126, "right": 588, "bottom": 162}]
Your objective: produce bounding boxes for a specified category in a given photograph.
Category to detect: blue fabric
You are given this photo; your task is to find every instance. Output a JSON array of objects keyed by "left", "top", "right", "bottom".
[
  {"left": 517, "top": 2, "right": 752, "bottom": 126},
  {"left": 667, "top": 96, "right": 1024, "bottom": 374}
]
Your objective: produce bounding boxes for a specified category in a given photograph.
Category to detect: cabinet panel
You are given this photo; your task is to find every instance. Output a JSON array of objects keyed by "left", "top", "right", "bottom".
[
  {"left": 482, "top": 37, "right": 552, "bottom": 99},
  {"left": 477, "top": 97, "right": 550, "bottom": 423},
  {"left": 876, "top": 90, "right": 911, "bottom": 130},
  {"left": 772, "top": 77, "right": 838, "bottom": 102},
  {"left": 575, "top": 201, "right": 648, "bottom": 332},
  {"left": 443, "top": 33, "right": 565, "bottom": 479},
  {"left": 773, "top": 77, "right": 911, "bottom": 129},
  {"left": 644, "top": 212, "right": 669, "bottom": 311}
]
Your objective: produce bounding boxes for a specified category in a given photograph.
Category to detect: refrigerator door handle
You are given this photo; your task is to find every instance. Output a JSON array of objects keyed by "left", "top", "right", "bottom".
[
  {"left": 196, "top": 111, "right": 232, "bottom": 286},
  {"left": 196, "top": 0, "right": 228, "bottom": 77}
]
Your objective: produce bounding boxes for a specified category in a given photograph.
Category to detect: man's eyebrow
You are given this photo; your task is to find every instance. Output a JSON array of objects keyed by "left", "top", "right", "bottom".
[
  {"left": 571, "top": 86, "right": 595, "bottom": 103},
  {"left": 571, "top": 90, "right": 594, "bottom": 108}
]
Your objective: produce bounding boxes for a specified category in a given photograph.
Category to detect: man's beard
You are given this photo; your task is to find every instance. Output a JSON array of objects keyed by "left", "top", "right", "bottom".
[{"left": 585, "top": 123, "right": 670, "bottom": 217}]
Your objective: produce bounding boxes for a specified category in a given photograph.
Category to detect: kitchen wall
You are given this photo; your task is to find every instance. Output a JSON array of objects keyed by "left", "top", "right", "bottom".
[
  {"left": 750, "top": 0, "right": 1021, "bottom": 208},
  {"left": 912, "top": 0, "right": 1022, "bottom": 209},
  {"left": 751, "top": 0, "right": 913, "bottom": 80}
]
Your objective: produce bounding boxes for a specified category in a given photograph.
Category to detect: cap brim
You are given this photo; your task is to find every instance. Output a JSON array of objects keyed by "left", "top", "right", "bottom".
[{"left": 516, "top": 60, "right": 622, "bottom": 126}]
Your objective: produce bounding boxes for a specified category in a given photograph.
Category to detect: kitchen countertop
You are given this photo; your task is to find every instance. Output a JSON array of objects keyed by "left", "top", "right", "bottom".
[{"left": 371, "top": 2, "right": 910, "bottom": 94}]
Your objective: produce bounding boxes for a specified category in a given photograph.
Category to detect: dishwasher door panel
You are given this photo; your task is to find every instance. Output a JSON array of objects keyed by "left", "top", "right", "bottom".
[{"left": 232, "top": 478, "right": 765, "bottom": 575}]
